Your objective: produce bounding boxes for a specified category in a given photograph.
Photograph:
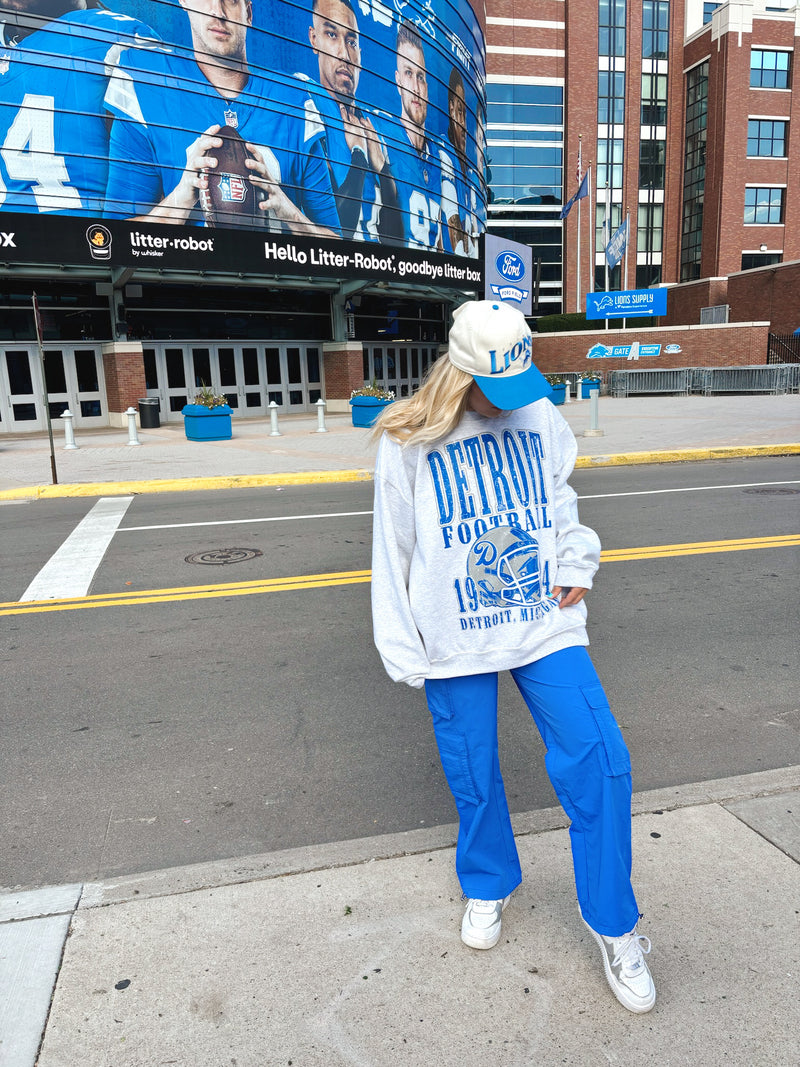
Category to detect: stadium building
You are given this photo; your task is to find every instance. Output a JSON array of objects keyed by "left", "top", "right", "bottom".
[{"left": 1, "top": 0, "right": 797, "bottom": 435}]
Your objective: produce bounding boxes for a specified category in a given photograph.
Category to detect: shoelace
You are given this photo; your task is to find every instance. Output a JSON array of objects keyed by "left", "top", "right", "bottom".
[
  {"left": 468, "top": 899, "right": 500, "bottom": 916},
  {"left": 611, "top": 931, "right": 652, "bottom": 975}
]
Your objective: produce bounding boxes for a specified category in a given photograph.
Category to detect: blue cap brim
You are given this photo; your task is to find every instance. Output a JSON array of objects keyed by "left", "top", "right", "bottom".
[{"left": 472, "top": 362, "right": 553, "bottom": 410}]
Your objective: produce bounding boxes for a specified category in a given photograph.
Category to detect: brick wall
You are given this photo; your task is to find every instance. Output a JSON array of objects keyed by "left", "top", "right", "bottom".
[
  {"left": 101, "top": 343, "right": 146, "bottom": 414},
  {"left": 727, "top": 260, "right": 800, "bottom": 335},
  {"left": 531, "top": 322, "right": 771, "bottom": 376},
  {"left": 323, "top": 342, "right": 365, "bottom": 411}
]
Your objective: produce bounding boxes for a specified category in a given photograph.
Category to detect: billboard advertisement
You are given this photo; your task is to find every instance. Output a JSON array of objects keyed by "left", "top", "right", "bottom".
[{"left": 0, "top": 0, "right": 486, "bottom": 285}]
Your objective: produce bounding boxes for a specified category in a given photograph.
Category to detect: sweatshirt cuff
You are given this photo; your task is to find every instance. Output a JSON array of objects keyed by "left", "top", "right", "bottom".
[{"left": 554, "top": 566, "right": 596, "bottom": 591}]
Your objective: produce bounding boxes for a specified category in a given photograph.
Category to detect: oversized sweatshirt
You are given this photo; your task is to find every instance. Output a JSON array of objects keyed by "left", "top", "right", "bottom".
[{"left": 371, "top": 399, "right": 601, "bottom": 687}]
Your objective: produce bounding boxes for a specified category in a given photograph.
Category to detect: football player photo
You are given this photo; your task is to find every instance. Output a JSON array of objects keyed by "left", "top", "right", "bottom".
[
  {"left": 304, "top": 0, "right": 402, "bottom": 243},
  {"left": 0, "top": 0, "right": 159, "bottom": 214},
  {"left": 103, "top": 0, "right": 341, "bottom": 235},
  {"left": 389, "top": 19, "right": 451, "bottom": 252},
  {"left": 440, "top": 66, "right": 480, "bottom": 258}
]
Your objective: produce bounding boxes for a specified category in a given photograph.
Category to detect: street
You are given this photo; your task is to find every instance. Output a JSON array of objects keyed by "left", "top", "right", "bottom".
[{"left": 1, "top": 455, "right": 798, "bottom": 891}]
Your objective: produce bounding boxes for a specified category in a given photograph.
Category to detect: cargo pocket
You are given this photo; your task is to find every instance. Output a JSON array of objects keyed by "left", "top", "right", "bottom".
[
  {"left": 435, "top": 732, "right": 481, "bottom": 805},
  {"left": 580, "top": 683, "right": 631, "bottom": 777}
]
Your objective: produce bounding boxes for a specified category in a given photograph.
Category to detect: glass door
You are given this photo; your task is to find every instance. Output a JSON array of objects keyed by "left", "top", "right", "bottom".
[
  {"left": 0, "top": 347, "right": 44, "bottom": 432},
  {"left": 42, "top": 347, "right": 106, "bottom": 428}
]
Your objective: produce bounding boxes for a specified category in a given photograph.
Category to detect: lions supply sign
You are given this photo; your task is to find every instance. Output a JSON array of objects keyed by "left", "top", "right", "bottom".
[
  {"left": 484, "top": 234, "right": 533, "bottom": 315},
  {"left": 586, "top": 288, "right": 668, "bottom": 319},
  {"left": 0, "top": 0, "right": 487, "bottom": 285}
]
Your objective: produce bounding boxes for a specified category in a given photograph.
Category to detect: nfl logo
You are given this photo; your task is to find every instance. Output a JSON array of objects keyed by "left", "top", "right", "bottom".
[{"left": 218, "top": 174, "right": 247, "bottom": 203}]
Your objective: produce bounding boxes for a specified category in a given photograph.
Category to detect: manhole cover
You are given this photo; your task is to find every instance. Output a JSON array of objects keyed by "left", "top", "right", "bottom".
[
  {"left": 742, "top": 487, "right": 800, "bottom": 495},
  {"left": 185, "top": 548, "right": 263, "bottom": 565}
]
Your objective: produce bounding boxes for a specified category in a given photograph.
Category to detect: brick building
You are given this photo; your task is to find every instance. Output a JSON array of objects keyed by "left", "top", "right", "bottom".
[{"left": 484, "top": 0, "right": 800, "bottom": 316}]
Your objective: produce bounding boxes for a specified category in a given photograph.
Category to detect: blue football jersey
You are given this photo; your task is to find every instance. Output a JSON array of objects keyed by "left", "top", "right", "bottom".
[
  {"left": 440, "top": 142, "right": 480, "bottom": 259},
  {"left": 104, "top": 49, "right": 340, "bottom": 233},
  {"left": 295, "top": 76, "right": 382, "bottom": 242},
  {"left": 378, "top": 118, "right": 451, "bottom": 252},
  {"left": 0, "top": 9, "right": 158, "bottom": 214}
]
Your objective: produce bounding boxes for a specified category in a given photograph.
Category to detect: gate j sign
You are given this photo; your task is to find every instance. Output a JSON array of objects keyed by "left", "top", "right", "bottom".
[{"left": 586, "top": 288, "right": 667, "bottom": 320}]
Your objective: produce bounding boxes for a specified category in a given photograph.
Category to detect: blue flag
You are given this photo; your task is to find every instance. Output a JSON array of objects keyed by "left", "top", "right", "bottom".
[
  {"left": 560, "top": 171, "right": 588, "bottom": 220},
  {"left": 605, "top": 217, "right": 629, "bottom": 270}
]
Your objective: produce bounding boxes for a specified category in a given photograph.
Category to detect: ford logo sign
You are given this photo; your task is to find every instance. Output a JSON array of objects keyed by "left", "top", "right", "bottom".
[{"left": 495, "top": 251, "right": 525, "bottom": 281}]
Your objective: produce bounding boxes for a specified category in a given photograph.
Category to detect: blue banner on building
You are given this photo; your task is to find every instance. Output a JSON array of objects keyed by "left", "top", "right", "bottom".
[{"left": 586, "top": 288, "right": 668, "bottom": 319}]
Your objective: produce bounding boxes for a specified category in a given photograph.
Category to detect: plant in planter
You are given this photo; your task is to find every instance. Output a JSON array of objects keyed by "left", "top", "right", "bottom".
[
  {"left": 182, "top": 383, "right": 233, "bottom": 441},
  {"left": 580, "top": 374, "right": 602, "bottom": 399},
  {"left": 349, "top": 381, "right": 395, "bottom": 428},
  {"left": 544, "top": 374, "right": 567, "bottom": 406}
]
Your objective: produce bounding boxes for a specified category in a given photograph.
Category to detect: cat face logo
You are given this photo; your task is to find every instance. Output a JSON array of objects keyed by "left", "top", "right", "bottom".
[{"left": 86, "top": 225, "right": 112, "bottom": 260}]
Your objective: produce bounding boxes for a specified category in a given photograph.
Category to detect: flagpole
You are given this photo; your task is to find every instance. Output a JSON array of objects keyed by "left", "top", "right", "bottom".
[
  {"left": 576, "top": 135, "right": 582, "bottom": 313},
  {"left": 587, "top": 163, "right": 593, "bottom": 313},
  {"left": 604, "top": 182, "right": 610, "bottom": 331},
  {"left": 623, "top": 209, "right": 629, "bottom": 329}
]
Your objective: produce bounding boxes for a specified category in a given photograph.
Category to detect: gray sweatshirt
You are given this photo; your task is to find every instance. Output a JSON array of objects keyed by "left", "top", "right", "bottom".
[{"left": 371, "top": 400, "right": 601, "bottom": 687}]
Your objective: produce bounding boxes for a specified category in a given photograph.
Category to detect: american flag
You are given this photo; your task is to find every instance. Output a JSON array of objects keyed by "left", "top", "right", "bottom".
[{"left": 576, "top": 137, "right": 583, "bottom": 185}]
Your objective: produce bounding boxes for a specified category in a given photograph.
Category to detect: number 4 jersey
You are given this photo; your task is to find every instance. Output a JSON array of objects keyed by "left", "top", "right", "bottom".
[{"left": 0, "top": 9, "right": 158, "bottom": 214}]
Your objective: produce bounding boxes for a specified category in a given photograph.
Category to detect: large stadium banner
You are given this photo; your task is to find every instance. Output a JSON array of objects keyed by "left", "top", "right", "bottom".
[{"left": 0, "top": 0, "right": 486, "bottom": 286}]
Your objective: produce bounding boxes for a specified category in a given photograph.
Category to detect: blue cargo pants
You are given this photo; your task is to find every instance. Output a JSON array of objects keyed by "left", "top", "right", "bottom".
[{"left": 424, "top": 646, "right": 640, "bottom": 938}]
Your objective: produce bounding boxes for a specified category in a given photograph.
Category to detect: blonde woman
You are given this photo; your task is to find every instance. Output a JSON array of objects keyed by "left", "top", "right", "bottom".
[{"left": 370, "top": 300, "right": 655, "bottom": 1014}]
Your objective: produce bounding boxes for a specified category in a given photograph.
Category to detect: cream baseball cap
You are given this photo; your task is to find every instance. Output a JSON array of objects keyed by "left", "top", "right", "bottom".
[{"left": 447, "top": 300, "right": 551, "bottom": 409}]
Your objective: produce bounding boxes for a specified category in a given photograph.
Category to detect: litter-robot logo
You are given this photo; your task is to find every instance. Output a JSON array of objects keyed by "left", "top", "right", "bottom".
[
  {"left": 86, "top": 224, "right": 112, "bottom": 260},
  {"left": 467, "top": 527, "right": 542, "bottom": 607}
]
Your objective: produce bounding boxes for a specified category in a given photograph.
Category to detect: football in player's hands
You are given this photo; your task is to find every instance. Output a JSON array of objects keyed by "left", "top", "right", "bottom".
[{"left": 199, "top": 126, "right": 263, "bottom": 227}]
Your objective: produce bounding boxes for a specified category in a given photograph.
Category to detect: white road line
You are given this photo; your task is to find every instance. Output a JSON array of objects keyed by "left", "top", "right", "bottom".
[
  {"left": 118, "top": 481, "right": 800, "bottom": 533},
  {"left": 121, "top": 509, "right": 374, "bottom": 532},
  {"left": 20, "top": 497, "right": 134, "bottom": 602},
  {"left": 578, "top": 479, "right": 800, "bottom": 501}
]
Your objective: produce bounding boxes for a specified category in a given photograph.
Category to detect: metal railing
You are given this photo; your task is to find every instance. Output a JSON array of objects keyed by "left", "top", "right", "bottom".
[
  {"left": 609, "top": 368, "right": 693, "bottom": 397},
  {"left": 768, "top": 334, "right": 800, "bottom": 365},
  {"left": 695, "top": 365, "right": 792, "bottom": 395}
]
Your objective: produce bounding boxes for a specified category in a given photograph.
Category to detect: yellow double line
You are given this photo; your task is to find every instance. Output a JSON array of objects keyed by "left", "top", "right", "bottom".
[{"left": 2, "top": 535, "right": 797, "bottom": 617}]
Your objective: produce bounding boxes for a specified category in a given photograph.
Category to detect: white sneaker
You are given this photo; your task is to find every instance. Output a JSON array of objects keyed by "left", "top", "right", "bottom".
[
  {"left": 461, "top": 895, "right": 511, "bottom": 950},
  {"left": 582, "top": 917, "right": 656, "bottom": 1013}
]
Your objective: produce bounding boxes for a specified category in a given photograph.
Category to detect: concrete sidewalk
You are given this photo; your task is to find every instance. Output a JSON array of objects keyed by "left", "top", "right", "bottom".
[
  {"left": 2, "top": 767, "right": 798, "bottom": 1067},
  {"left": 1, "top": 393, "right": 799, "bottom": 498}
]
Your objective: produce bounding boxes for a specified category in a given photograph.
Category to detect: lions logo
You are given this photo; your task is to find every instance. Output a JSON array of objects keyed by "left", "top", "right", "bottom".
[{"left": 467, "top": 527, "right": 542, "bottom": 608}]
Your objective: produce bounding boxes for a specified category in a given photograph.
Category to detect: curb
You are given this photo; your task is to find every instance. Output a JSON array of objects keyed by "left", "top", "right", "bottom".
[
  {"left": 1, "top": 444, "right": 798, "bottom": 500},
  {"left": 573, "top": 442, "right": 800, "bottom": 468},
  {"left": 0, "top": 468, "right": 374, "bottom": 501}
]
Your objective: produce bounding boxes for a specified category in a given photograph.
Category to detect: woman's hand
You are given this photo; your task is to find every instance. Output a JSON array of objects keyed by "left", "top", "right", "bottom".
[{"left": 551, "top": 586, "right": 588, "bottom": 608}]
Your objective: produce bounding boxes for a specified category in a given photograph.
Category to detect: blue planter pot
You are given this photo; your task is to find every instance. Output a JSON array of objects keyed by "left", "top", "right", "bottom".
[
  {"left": 581, "top": 380, "right": 601, "bottom": 399},
  {"left": 349, "top": 395, "right": 393, "bottom": 428},
  {"left": 182, "top": 404, "right": 233, "bottom": 441},
  {"left": 549, "top": 383, "right": 566, "bottom": 406}
]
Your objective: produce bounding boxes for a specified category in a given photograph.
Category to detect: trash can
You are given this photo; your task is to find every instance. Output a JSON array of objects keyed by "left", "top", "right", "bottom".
[{"left": 138, "top": 397, "right": 160, "bottom": 428}]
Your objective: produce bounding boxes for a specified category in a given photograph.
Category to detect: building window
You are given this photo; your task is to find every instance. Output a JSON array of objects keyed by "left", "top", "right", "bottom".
[
  {"left": 641, "top": 73, "right": 667, "bottom": 125},
  {"left": 598, "top": 71, "right": 626, "bottom": 124},
  {"left": 643, "top": 1, "right": 669, "bottom": 60},
  {"left": 750, "top": 50, "right": 791, "bottom": 89},
  {"left": 747, "top": 119, "right": 787, "bottom": 156},
  {"left": 597, "top": 138, "right": 624, "bottom": 190},
  {"left": 638, "top": 204, "right": 663, "bottom": 253},
  {"left": 639, "top": 140, "right": 666, "bottom": 189},
  {"left": 744, "top": 187, "right": 784, "bottom": 224},
  {"left": 599, "top": 0, "right": 626, "bottom": 57},
  {"left": 703, "top": 3, "right": 721, "bottom": 25},
  {"left": 740, "top": 252, "right": 782, "bottom": 271},
  {"left": 681, "top": 61, "right": 709, "bottom": 281}
]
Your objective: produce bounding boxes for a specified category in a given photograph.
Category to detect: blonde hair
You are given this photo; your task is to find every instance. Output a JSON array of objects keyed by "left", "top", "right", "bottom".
[{"left": 372, "top": 354, "right": 473, "bottom": 446}]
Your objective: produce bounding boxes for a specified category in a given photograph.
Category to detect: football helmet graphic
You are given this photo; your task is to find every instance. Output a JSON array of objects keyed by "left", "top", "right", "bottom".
[{"left": 467, "top": 527, "right": 542, "bottom": 607}]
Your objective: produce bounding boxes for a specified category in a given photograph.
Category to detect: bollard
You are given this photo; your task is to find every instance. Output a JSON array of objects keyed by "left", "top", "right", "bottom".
[
  {"left": 315, "top": 397, "right": 328, "bottom": 433},
  {"left": 61, "top": 408, "right": 78, "bottom": 449},
  {"left": 125, "top": 406, "right": 141, "bottom": 446},
  {"left": 564, "top": 380, "right": 571, "bottom": 404},
  {"left": 583, "top": 387, "right": 604, "bottom": 437},
  {"left": 269, "top": 400, "right": 282, "bottom": 437}
]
